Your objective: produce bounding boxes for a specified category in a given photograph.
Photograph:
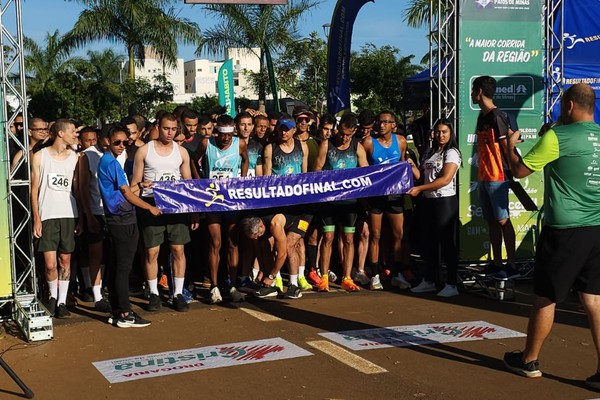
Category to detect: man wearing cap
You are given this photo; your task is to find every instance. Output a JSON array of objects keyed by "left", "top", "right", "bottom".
[
  {"left": 196, "top": 114, "right": 249, "bottom": 304},
  {"left": 261, "top": 116, "right": 311, "bottom": 299}
]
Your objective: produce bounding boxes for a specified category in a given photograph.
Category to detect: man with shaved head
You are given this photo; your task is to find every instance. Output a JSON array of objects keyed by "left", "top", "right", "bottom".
[{"left": 503, "top": 84, "right": 600, "bottom": 388}]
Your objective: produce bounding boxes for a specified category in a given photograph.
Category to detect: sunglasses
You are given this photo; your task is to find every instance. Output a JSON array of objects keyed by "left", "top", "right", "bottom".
[
  {"left": 111, "top": 140, "right": 127, "bottom": 146},
  {"left": 296, "top": 117, "right": 310, "bottom": 123}
]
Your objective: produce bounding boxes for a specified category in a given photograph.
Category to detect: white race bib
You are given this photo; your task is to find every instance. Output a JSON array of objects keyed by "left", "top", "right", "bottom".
[
  {"left": 48, "top": 173, "right": 71, "bottom": 191},
  {"left": 156, "top": 172, "right": 177, "bottom": 181}
]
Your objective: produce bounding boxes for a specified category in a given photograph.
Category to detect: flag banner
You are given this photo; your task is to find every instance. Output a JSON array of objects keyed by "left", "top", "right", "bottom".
[
  {"left": 218, "top": 58, "right": 236, "bottom": 117},
  {"left": 326, "top": 0, "right": 373, "bottom": 116},
  {"left": 93, "top": 338, "right": 313, "bottom": 384},
  {"left": 153, "top": 162, "right": 413, "bottom": 213},
  {"left": 319, "top": 321, "right": 525, "bottom": 351}
]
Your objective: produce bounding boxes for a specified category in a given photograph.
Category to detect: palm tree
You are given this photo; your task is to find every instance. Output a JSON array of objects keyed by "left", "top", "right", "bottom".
[
  {"left": 199, "top": 1, "right": 320, "bottom": 104},
  {"left": 66, "top": 0, "right": 201, "bottom": 79},
  {"left": 402, "top": 0, "right": 432, "bottom": 29},
  {"left": 24, "top": 30, "right": 79, "bottom": 93}
]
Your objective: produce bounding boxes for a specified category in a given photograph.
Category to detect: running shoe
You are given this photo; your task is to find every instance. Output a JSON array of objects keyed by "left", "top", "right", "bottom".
[
  {"left": 274, "top": 276, "right": 284, "bottom": 293},
  {"left": 284, "top": 284, "right": 302, "bottom": 299},
  {"left": 94, "top": 298, "right": 112, "bottom": 313},
  {"left": 410, "top": 279, "right": 436, "bottom": 293},
  {"left": 503, "top": 350, "right": 542, "bottom": 378},
  {"left": 229, "top": 287, "right": 245, "bottom": 302},
  {"left": 45, "top": 297, "right": 57, "bottom": 316},
  {"left": 586, "top": 371, "right": 600, "bottom": 390},
  {"left": 173, "top": 294, "right": 190, "bottom": 312},
  {"left": 391, "top": 272, "right": 411, "bottom": 289},
  {"left": 341, "top": 277, "right": 360, "bottom": 292},
  {"left": 298, "top": 275, "right": 313, "bottom": 291},
  {"left": 147, "top": 293, "right": 162, "bottom": 311},
  {"left": 114, "top": 311, "right": 151, "bottom": 328},
  {"left": 55, "top": 303, "right": 70, "bottom": 319},
  {"left": 317, "top": 275, "right": 329, "bottom": 292},
  {"left": 238, "top": 277, "right": 260, "bottom": 294},
  {"left": 370, "top": 274, "right": 383, "bottom": 291},
  {"left": 79, "top": 288, "right": 94, "bottom": 303},
  {"left": 437, "top": 284, "right": 459, "bottom": 298},
  {"left": 354, "top": 270, "right": 370, "bottom": 285},
  {"left": 476, "top": 262, "right": 502, "bottom": 277},
  {"left": 254, "top": 285, "right": 279, "bottom": 298},
  {"left": 201, "top": 276, "right": 211, "bottom": 289},
  {"left": 308, "top": 270, "right": 322, "bottom": 286},
  {"left": 328, "top": 270, "right": 338, "bottom": 283},
  {"left": 210, "top": 286, "right": 223, "bottom": 304},
  {"left": 158, "top": 274, "right": 169, "bottom": 290}
]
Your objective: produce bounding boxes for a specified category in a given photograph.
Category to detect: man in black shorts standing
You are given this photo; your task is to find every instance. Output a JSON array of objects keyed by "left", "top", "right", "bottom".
[{"left": 503, "top": 83, "right": 600, "bottom": 388}]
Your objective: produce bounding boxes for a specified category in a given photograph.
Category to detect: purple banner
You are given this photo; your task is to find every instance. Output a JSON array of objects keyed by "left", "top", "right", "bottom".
[{"left": 153, "top": 162, "right": 413, "bottom": 213}]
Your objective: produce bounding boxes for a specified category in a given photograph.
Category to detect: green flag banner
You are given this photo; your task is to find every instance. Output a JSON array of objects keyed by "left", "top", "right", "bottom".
[
  {"left": 458, "top": 0, "right": 544, "bottom": 261},
  {"left": 218, "top": 59, "right": 236, "bottom": 117}
]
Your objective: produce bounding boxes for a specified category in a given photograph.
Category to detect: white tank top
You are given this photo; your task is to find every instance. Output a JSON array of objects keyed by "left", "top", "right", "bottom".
[
  {"left": 83, "top": 146, "right": 104, "bottom": 216},
  {"left": 37, "top": 147, "right": 78, "bottom": 221},
  {"left": 142, "top": 141, "right": 182, "bottom": 197}
]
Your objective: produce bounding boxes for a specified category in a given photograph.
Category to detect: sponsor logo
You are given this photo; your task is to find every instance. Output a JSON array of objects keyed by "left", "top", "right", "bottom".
[{"left": 475, "top": 0, "right": 493, "bottom": 8}]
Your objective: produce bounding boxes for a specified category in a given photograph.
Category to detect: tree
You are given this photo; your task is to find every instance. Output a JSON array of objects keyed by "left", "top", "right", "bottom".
[
  {"left": 66, "top": 0, "right": 201, "bottom": 79},
  {"left": 402, "top": 0, "right": 432, "bottom": 29},
  {"left": 199, "top": 1, "right": 320, "bottom": 103},
  {"left": 350, "top": 44, "right": 421, "bottom": 116},
  {"left": 121, "top": 74, "right": 174, "bottom": 118}
]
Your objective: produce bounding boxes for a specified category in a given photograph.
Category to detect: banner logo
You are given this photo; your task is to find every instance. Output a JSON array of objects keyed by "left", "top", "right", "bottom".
[
  {"left": 205, "top": 183, "right": 224, "bottom": 207},
  {"left": 475, "top": 0, "right": 493, "bottom": 8}
]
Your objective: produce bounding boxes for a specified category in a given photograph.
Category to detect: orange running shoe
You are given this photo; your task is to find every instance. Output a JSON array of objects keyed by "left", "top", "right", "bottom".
[
  {"left": 341, "top": 277, "right": 360, "bottom": 292},
  {"left": 317, "top": 275, "right": 329, "bottom": 292},
  {"left": 308, "top": 270, "right": 322, "bottom": 286},
  {"left": 158, "top": 274, "right": 169, "bottom": 290}
]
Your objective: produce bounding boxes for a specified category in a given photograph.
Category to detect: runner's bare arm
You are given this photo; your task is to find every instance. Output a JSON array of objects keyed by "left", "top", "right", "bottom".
[
  {"left": 301, "top": 141, "right": 309, "bottom": 173},
  {"left": 239, "top": 140, "right": 249, "bottom": 177},
  {"left": 313, "top": 138, "right": 328, "bottom": 172},
  {"left": 179, "top": 147, "right": 193, "bottom": 180},
  {"left": 130, "top": 144, "right": 149, "bottom": 188},
  {"left": 397, "top": 134, "right": 407, "bottom": 161},
  {"left": 262, "top": 144, "right": 273, "bottom": 176},
  {"left": 30, "top": 151, "right": 42, "bottom": 238},
  {"left": 270, "top": 215, "right": 288, "bottom": 273},
  {"left": 357, "top": 143, "right": 369, "bottom": 167}
]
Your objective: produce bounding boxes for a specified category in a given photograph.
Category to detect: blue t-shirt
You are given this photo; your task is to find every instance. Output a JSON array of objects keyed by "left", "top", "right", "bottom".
[{"left": 98, "top": 152, "right": 136, "bottom": 224}]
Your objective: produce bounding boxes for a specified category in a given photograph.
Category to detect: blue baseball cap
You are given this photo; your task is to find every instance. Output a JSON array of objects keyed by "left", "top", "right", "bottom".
[{"left": 276, "top": 119, "right": 296, "bottom": 131}]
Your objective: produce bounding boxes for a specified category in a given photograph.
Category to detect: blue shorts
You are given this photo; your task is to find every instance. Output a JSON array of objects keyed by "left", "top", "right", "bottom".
[{"left": 478, "top": 181, "right": 510, "bottom": 221}]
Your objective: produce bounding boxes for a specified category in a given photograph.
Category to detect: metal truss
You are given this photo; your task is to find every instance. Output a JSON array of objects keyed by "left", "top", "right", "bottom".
[
  {"left": 545, "top": 0, "right": 563, "bottom": 122},
  {"left": 430, "top": 0, "right": 457, "bottom": 128},
  {"left": 0, "top": 0, "right": 35, "bottom": 312}
]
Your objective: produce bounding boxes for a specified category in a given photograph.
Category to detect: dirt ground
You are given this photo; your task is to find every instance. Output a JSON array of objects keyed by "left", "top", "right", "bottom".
[{"left": 0, "top": 281, "right": 598, "bottom": 400}]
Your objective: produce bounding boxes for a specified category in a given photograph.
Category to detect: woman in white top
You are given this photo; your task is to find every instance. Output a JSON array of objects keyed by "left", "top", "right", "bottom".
[{"left": 407, "top": 119, "right": 461, "bottom": 297}]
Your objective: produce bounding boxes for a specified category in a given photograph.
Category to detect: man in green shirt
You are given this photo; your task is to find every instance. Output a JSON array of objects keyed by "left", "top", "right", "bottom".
[{"left": 503, "top": 83, "right": 600, "bottom": 389}]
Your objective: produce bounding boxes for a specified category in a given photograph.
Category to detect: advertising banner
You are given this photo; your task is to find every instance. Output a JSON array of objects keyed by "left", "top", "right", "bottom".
[
  {"left": 326, "top": 0, "right": 373, "bottom": 116},
  {"left": 458, "top": 0, "right": 545, "bottom": 261},
  {"left": 153, "top": 162, "right": 413, "bottom": 213},
  {"left": 0, "top": 102, "right": 13, "bottom": 297},
  {"left": 218, "top": 58, "right": 236, "bottom": 117}
]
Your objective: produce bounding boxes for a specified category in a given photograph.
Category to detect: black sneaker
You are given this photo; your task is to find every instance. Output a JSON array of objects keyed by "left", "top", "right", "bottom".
[
  {"left": 55, "top": 303, "right": 70, "bottom": 319},
  {"left": 147, "top": 293, "right": 162, "bottom": 311},
  {"left": 477, "top": 262, "right": 502, "bottom": 277},
  {"left": 254, "top": 285, "right": 279, "bottom": 298},
  {"left": 238, "top": 277, "right": 260, "bottom": 294},
  {"left": 503, "top": 350, "right": 542, "bottom": 378},
  {"left": 284, "top": 284, "right": 302, "bottom": 300},
  {"left": 45, "top": 297, "right": 57, "bottom": 316},
  {"left": 585, "top": 371, "right": 600, "bottom": 390},
  {"left": 79, "top": 288, "right": 94, "bottom": 302},
  {"left": 94, "top": 299, "right": 112, "bottom": 313},
  {"left": 173, "top": 294, "right": 189, "bottom": 312},
  {"left": 116, "top": 311, "right": 151, "bottom": 328}
]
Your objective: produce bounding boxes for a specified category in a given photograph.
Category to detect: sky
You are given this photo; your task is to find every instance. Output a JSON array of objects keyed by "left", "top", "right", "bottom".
[{"left": 20, "top": 0, "right": 429, "bottom": 63}]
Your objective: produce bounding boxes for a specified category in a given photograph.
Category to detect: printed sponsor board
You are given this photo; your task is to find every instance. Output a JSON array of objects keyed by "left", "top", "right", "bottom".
[
  {"left": 93, "top": 338, "right": 313, "bottom": 383},
  {"left": 319, "top": 321, "right": 525, "bottom": 351}
]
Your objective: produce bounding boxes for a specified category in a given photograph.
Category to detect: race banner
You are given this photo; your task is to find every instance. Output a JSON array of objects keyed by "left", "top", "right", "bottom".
[
  {"left": 457, "top": 0, "right": 545, "bottom": 261},
  {"left": 218, "top": 58, "right": 236, "bottom": 117},
  {"left": 153, "top": 162, "right": 413, "bottom": 213},
  {"left": 93, "top": 338, "right": 313, "bottom": 384},
  {"left": 320, "top": 320, "right": 525, "bottom": 351},
  {"left": 326, "top": 0, "right": 373, "bottom": 116}
]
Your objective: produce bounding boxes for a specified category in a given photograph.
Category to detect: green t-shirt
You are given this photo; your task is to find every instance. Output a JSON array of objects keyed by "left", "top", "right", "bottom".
[{"left": 523, "top": 121, "right": 600, "bottom": 228}]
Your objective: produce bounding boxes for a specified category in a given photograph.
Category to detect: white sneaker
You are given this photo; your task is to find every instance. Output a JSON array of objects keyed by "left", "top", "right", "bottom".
[
  {"left": 229, "top": 287, "right": 245, "bottom": 302},
  {"left": 210, "top": 287, "right": 223, "bottom": 304},
  {"left": 391, "top": 272, "right": 411, "bottom": 289},
  {"left": 437, "top": 284, "right": 459, "bottom": 298},
  {"left": 410, "top": 279, "right": 436, "bottom": 293},
  {"left": 370, "top": 274, "right": 383, "bottom": 290},
  {"left": 328, "top": 270, "right": 338, "bottom": 283},
  {"left": 354, "top": 270, "right": 370, "bottom": 285}
]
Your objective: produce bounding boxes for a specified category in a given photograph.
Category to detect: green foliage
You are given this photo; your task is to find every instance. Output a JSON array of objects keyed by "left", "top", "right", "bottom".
[
  {"left": 190, "top": 95, "right": 222, "bottom": 115},
  {"left": 121, "top": 75, "right": 174, "bottom": 119},
  {"left": 350, "top": 44, "right": 421, "bottom": 116}
]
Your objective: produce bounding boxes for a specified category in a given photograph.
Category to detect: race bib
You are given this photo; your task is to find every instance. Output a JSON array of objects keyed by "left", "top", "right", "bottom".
[
  {"left": 209, "top": 171, "right": 233, "bottom": 179},
  {"left": 48, "top": 173, "right": 70, "bottom": 191},
  {"left": 156, "top": 172, "right": 177, "bottom": 181}
]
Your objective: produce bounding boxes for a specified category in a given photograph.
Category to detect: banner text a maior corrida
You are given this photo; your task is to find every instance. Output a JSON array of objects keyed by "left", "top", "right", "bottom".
[{"left": 152, "top": 162, "right": 413, "bottom": 214}]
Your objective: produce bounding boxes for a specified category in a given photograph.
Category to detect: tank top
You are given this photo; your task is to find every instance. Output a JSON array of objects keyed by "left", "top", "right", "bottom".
[
  {"left": 325, "top": 138, "right": 358, "bottom": 170},
  {"left": 271, "top": 139, "right": 303, "bottom": 175},
  {"left": 204, "top": 136, "right": 241, "bottom": 179},
  {"left": 83, "top": 145, "right": 105, "bottom": 215},
  {"left": 246, "top": 139, "right": 263, "bottom": 177},
  {"left": 142, "top": 141, "right": 182, "bottom": 197},
  {"left": 38, "top": 147, "right": 78, "bottom": 221},
  {"left": 369, "top": 134, "right": 401, "bottom": 165}
]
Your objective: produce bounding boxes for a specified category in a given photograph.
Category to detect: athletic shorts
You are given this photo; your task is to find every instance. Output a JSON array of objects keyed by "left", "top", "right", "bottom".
[
  {"left": 321, "top": 203, "right": 358, "bottom": 233},
  {"left": 37, "top": 218, "right": 77, "bottom": 253},
  {"left": 478, "top": 181, "right": 510, "bottom": 220},
  {"left": 137, "top": 198, "right": 191, "bottom": 248},
  {"left": 368, "top": 195, "right": 404, "bottom": 215},
  {"left": 285, "top": 214, "right": 313, "bottom": 238},
  {"left": 534, "top": 225, "right": 600, "bottom": 303}
]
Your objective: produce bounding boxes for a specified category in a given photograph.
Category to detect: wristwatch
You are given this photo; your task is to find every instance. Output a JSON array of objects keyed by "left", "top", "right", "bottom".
[{"left": 268, "top": 274, "right": 276, "bottom": 280}]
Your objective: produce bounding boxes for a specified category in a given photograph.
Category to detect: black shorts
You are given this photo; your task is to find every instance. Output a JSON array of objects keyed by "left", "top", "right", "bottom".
[
  {"left": 321, "top": 203, "right": 358, "bottom": 232},
  {"left": 368, "top": 195, "right": 404, "bottom": 215},
  {"left": 285, "top": 214, "right": 313, "bottom": 238},
  {"left": 534, "top": 225, "right": 600, "bottom": 303}
]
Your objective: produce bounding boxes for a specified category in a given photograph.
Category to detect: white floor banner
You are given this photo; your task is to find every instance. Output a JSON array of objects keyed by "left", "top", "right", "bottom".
[
  {"left": 319, "top": 321, "right": 525, "bottom": 351},
  {"left": 93, "top": 337, "right": 313, "bottom": 383}
]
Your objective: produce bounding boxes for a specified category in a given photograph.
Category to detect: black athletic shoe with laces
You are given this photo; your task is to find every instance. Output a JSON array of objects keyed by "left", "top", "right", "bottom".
[{"left": 503, "top": 350, "right": 542, "bottom": 378}]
